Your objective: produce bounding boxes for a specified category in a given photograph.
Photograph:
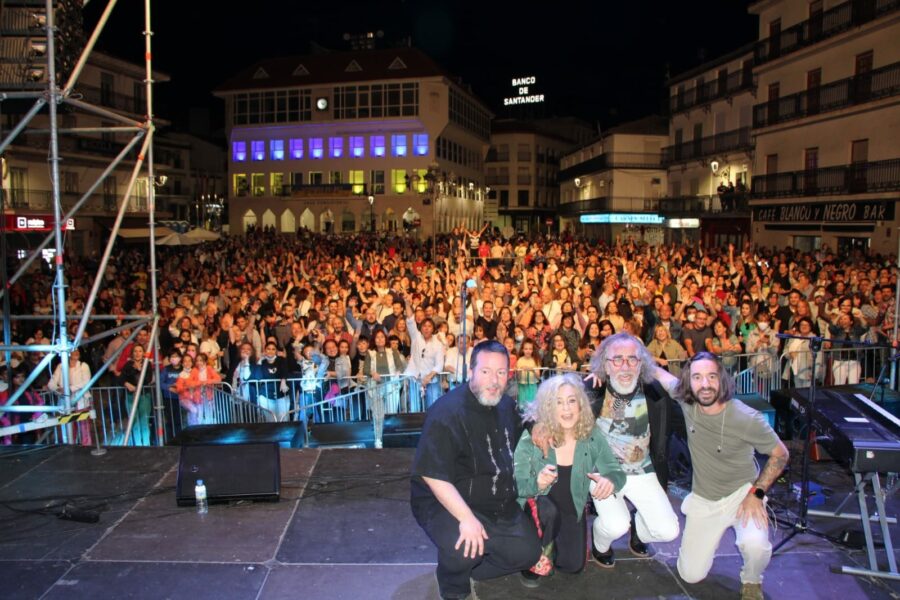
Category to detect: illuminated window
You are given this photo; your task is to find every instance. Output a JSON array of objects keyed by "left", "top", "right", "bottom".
[
  {"left": 271, "top": 172, "right": 285, "bottom": 195},
  {"left": 391, "top": 134, "right": 407, "bottom": 157},
  {"left": 413, "top": 133, "right": 429, "bottom": 156},
  {"left": 251, "top": 141, "right": 265, "bottom": 161},
  {"left": 233, "top": 173, "right": 248, "bottom": 196},
  {"left": 370, "top": 135, "right": 385, "bottom": 157},
  {"left": 350, "top": 136, "right": 365, "bottom": 158},
  {"left": 349, "top": 170, "right": 365, "bottom": 194},
  {"left": 391, "top": 169, "right": 407, "bottom": 194},
  {"left": 414, "top": 168, "right": 428, "bottom": 193},
  {"left": 270, "top": 139, "right": 285, "bottom": 160},
  {"left": 232, "top": 141, "right": 247, "bottom": 162},
  {"left": 289, "top": 138, "right": 303, "bottom": 159},
  {"left": 329, "top": 137, "right": 343, "bottom": 158},
  {"left": 310, "top": 138, "right": 324, "bottom": 159},
  {"left": 251, "top": 173, "right": 266, "bottom": 196}
]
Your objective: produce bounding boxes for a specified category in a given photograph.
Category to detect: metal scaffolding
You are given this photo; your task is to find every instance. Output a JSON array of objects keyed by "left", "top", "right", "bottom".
[{"left": 0, "top": 0, "right": 162, "bottom": 446}]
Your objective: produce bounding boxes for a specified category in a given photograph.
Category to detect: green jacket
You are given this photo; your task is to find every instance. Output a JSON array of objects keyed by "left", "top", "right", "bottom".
[{"left": 514, "top": 425, "right": 626, "bottom": 521}]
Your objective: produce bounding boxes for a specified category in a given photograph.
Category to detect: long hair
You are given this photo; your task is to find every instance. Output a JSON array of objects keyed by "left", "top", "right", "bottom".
[
  {"left": 674, "top": 351, "right": 735, "bottom": 405},
  {"left": 523, "top": 372, "right": 595, "bottom": 442},
  {"left": 589, "top": 332, "right": 657, "bottom": 386}
]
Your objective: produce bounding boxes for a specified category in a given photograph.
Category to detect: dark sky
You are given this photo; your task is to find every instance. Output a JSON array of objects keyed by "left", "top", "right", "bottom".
[{"left": 84, "top": 1, "right": 758, "bottom": 133}]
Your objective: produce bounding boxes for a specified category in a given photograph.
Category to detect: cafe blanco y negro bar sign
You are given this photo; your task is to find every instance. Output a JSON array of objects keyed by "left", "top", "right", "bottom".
[
  {"left": 5, "top": 215, "right": 76, "bottom": 232},
  {"left": 753, "top": 200, "right": 894, "bottom": 223},
  {"left": 504, "top": 76, "right": 545, "bottom": 106}
]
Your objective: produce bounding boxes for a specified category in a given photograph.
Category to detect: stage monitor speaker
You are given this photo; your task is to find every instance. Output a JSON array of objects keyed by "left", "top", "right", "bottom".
[
  {"left": 306, "top": 421, "right": 373, "bottom": 448},
  {"left": 176, "top": 442, "right": 280, "bottom": 506},
  {"left": 382, "top": 413, "right": 425, "bottom": 448}
]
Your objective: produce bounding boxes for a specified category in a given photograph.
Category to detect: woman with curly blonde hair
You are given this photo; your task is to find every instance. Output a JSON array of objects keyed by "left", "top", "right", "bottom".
[{"left": 514, "top": 373, "right": 626, "bottom": 586}]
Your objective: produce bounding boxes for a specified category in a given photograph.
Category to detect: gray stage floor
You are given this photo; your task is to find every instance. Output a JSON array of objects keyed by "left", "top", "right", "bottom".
[{"left": 0, "top": 445, "right": 897, "bottom": 599}]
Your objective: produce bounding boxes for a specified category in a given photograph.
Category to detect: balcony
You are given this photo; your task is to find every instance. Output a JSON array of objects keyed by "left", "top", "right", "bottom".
[
  {"left": 663, "top": 127, "right": 752, "bottom": 165},
  {"left": 751, "top": 158, "right": 900, "bottom": 198},
  {"left": 73, "top": 84, "right": 144, "bottom": 115},
  {"left": 659, "top": 194, "right": 751, "bottom": 214},
  {"left": 559, "top": 153, "right": 664, "bottom": 181},
  {"left": 754, "top": 0, "right": 899, "bottom": 65},
  {"left": 557, "top": 197, "right": 661, "bottom": 216},
  {"left": 671, "top": 65, "right": 754, "bottom": 114},
  {"left": 1, "top": 188, "right": 152, "bottom": 212},
  {"left": 753, "top": 61, "right": 900, "bottom": 128}
]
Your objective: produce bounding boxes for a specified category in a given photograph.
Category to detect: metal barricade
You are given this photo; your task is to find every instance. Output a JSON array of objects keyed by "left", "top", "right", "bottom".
[{"left": 778, "top": 345, "right": 891, "bottom": 390}]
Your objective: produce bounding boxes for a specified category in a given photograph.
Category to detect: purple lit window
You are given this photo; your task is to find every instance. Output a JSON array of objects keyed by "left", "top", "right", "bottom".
[
  {"left": 289, "top": 138, "right": 303, "bottom": 159},
  {"left": 232, "top": 141, "right": 247, "bottom": 162},
  {"left": 270, "top": 139, "right": 285, "bottom": 160},
  {"left": 329, "top": 137, "right": 343, "bottom": 158},
  {"left": 310, "top": 138, "right": 324, "bottom": 159},
  {"left": 370, "top": 135, "right": 385, "bottom": 158},
  {"left": 413, "top": 133, "right": 429, "bottom": 156},
  {"left": 350, "top": 136, "right": 364, "bottom": 158},
  {"left": 391, "top": 134, "right": 407, "bottom": 157},
  {"left": 251, "top": 140, "right": 265, "bottom": 161}
]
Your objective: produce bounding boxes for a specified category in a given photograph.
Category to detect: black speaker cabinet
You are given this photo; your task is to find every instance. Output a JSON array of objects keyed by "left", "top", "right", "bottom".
[{"left": 176, "top": 442, "right": 280, "bottom": 506}]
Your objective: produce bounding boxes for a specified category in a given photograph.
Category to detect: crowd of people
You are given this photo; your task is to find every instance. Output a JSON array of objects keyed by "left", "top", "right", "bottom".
[{"left": 1, "top": 226, "right": 897, "bottom": 444}]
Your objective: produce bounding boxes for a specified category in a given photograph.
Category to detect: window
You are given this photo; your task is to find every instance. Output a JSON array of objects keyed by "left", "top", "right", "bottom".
[
  {"left": 350, "top": 136, "right": 365, "bottom": 158},
  {"left": 309, "top": 171, "right": 323, "bottom": 185},
  {"left": 232, "top": 141, "right": 247, "bottom": 162},
  {"left": 391, "top": 169, "right": 407, "bottom": 193},
  {"left": 270, "top": 139, "right": 285, "bottom": 160},
  {"left": 309, "top": 138, "right": 324, "bottom": 159},
  {"left": 517, "top": 190, "right": 530, "bottom": 207},
  {"left": 234, "top": 174, "right": 248, "bottom": 196},
  {"left": 349, "top": 170, "right": 365, "bottom": 194},
  {"left": 251, "top": 141, "right": 265, "bottom": 161},
  {"left": 329, "top": 137, "right": 343, "bottom": 158},
  {"left": 330, "top": 171, "right": 343, "bottom": 184},
  {"left": 333, "top": 83, "right": 419, "bottom": 120},
  {"left": 392, "top": 134, "right": 407, "bottom": 157},
  {"left": 271, "top": 173, "right": 285, "bottom": 195},
  {"left": 291, "top": 172, "right": 303, "bottom": 188},
  {"left": 517, "top": 143, "right": 531, "bottom": 162},
  {"left": 64, "top": 171, "right": 78, "bottom": 194},
  {"left": 289, "top": 138, "right": 303, "bottom": 159},
  {"left": 370, "top": 170, "right": 385, "bottom": 194},
  {"left": 413, "top": 133, "right": 429, "bottom": 156},
  {"left": 232, "top": 89, "right": 311, "bottom": 125},
  {"left": 499, "top": 190, "right": 509, "bottom": 208},
  {"left": 413, "top": 168, "right": 428, "bottom": 193},
  {"left": 370, "top": 135, "right": 385, "bottom": 157},
  {"left": 251, "top": 173, "right": 265, "bottom": 196}
]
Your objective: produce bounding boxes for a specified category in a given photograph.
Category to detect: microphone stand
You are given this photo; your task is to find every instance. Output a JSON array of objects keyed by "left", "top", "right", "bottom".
[{"left": 772, "top": 332, "right": 874, "bottom": 553}]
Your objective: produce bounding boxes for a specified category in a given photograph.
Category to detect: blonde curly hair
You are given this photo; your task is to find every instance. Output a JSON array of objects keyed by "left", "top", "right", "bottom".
[{"left": 523, "top": 372, "right": 595, "bottom": 443}]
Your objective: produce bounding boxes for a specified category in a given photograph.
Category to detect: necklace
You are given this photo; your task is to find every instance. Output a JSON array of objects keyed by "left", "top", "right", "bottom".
[
  {"left": 690, "top": 402, "right": 728, "bottom": 453},
  {"left": 609, "top": 383, "right": 641, "bottom": 413}
]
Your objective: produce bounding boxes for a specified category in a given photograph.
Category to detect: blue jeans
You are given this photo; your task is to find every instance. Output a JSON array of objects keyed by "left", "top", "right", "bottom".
[{"left": 408, "top": 378, "right": 442, "bottom": 412}]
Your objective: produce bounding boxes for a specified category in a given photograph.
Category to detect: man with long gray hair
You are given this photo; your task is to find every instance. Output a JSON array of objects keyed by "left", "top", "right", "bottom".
[{"left": 586, "top": 332, "right": 681, "bottom": 567}]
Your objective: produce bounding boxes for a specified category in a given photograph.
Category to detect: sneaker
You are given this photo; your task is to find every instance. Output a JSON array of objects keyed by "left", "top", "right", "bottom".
[
  {"left": 629, "top": 512, "right": 651, "bottom": 557},
  {"left": 519, "top": 570, "right": 541, "bottom": 589},
  {"left": 741, "top": 583, "right": 764, "bottom": 600},
  {"left": 591, "top": 544, "right": 615, "bottom": 568}
]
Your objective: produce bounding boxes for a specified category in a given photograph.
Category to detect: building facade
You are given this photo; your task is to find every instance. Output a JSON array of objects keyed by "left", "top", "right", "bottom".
[
  {"left": 748, "top": 0, "right": 900, "bottom": 254},
  {"left": 214, "top": 48, "right": 491, "bottom": 237},
  {"left": 486, "top": 117, "right": 593, "bottom": 235},
  {"left": 557, "top": 116, "right": 669, "bottom": 243}
]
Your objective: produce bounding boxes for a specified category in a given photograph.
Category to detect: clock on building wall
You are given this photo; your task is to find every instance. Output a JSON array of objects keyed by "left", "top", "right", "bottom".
[{"left": 315, "top": 97, "right": 329, "bottom": 111}]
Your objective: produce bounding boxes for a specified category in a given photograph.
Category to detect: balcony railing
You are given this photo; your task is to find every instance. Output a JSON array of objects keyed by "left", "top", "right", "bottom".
[
  {"left": 73, "top": 84, "right": 144, "bottom": 115},
  {"left": 751, "top": 158, "right": 900, "bottom": 198},
  {"left": 659, "top": 194, "right": 751, "bottom": 213},
  {"left": 754, "top": 60, "right": 900, "bottom": 128},
  {"left": 671, "top": 66, "right": 754, "bottom": 114},
  {"left": 754, "top": 0, "right": 899, "bottom": 65},
  {"left": 557, "top": 197, "right": 661, "bottom": 216},
  {"left": 559, "top": 153, "right": 664, "bottom": 181},
  {"left": 1, "top": 188, "right": 152, "bottom": 212},
  {"left": 663, "top": 127, "right": 752, "bottom": 165}
]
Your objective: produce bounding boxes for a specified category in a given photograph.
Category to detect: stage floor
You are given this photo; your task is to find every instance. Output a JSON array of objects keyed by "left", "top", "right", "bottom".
[{"left": 1, "top": 445, "right": 898, "bottom": 599}]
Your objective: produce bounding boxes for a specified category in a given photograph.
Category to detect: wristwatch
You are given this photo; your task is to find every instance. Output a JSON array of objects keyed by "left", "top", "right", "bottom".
[{"left": 748, "top": 485, "right": 766, "bottom": 500}]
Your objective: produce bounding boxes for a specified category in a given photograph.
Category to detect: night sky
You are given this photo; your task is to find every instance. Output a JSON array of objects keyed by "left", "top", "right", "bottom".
[{"left": 84, "top": 1, "right": 758, "bottom": 133}]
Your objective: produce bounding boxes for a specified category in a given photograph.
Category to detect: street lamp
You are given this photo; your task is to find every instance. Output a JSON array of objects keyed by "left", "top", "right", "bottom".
[{"left": 367, "top": 195, "right": 375, "bottom": 233}]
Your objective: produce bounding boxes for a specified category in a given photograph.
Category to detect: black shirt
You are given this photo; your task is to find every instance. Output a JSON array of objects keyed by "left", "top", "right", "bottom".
[
  {"left": 410, "top": 383, "right": 523, "bottom": 521},
  {"left": 548, "top": 465, "right": 577, "bottom": 516}
]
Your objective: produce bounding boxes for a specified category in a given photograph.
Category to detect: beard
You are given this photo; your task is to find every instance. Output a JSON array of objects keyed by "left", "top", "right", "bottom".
[
  {"left": 470, "top": 380, "right": 503, "bottom": 407},
  {"left": 695, "top": 388, "right": 719, "bottom": 406},
  {"left": 608, "top": 372, "right": 639, "bottom": 395}
]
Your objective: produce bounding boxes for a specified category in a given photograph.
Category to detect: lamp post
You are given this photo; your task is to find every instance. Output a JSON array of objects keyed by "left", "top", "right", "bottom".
[{"left": 367, "top": 195, "right": 375, "bottom": 233}]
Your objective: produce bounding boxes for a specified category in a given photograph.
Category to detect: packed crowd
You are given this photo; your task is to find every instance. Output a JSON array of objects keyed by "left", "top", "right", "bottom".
[{"left": 1, "top": 226, "right": 898, "bottom": 442}]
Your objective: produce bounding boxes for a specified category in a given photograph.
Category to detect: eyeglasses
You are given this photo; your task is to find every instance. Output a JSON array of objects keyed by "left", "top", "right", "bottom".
[{"left": 607, "top": 356, "right": 640, "bottom": 368}]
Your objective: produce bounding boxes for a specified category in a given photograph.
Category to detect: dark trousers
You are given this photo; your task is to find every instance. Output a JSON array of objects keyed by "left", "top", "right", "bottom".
[
  {"left": 417, "top": 505, "right": 541, "bottom": 599},
  {"left": 534, "top": 494, "right": 587, "bottom": 574}
]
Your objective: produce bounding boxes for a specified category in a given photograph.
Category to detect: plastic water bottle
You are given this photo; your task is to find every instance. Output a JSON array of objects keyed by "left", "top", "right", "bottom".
[{"left": 195, "top": 479, "right": 208, "bottom": 514}]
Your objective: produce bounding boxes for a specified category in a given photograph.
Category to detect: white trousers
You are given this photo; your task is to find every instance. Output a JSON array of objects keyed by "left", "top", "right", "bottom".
[
  {"left": 677, "top": 483, "right": 772, "bottom": 585},
  {"left": 831, "top": 359, "right": 860, "bottom": 385},
  {"left": 591, "top": 472, "right": 680, "bottom": 552},
  {"left": 258, "top": 395, "right": 290, "bottom": 422}
]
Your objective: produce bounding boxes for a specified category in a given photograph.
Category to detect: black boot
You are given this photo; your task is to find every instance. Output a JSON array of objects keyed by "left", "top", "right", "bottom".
[{"left": 629, "top": 510, "right": 650, "bottom": 557}]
